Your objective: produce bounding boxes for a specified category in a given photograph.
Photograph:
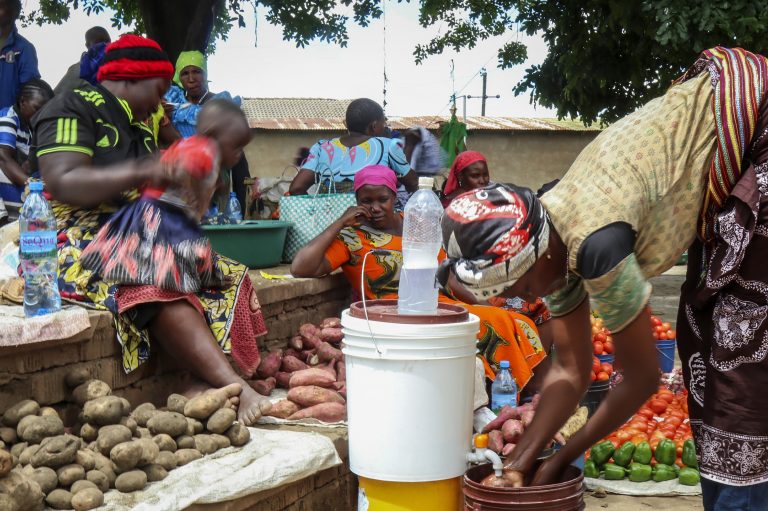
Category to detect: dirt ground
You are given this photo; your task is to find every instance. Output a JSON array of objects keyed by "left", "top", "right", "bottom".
[{"left": 585, "top": 492, "right": 703, "bottom": 510}]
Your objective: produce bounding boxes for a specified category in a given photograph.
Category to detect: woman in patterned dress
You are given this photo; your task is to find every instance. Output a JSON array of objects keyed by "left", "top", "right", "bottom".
[{"left": 439, "top": 48, "right": 768, "bottom": 507}]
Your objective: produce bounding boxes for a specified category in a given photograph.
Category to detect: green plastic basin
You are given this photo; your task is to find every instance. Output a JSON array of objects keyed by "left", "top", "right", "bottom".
[{"left": 202, "top": 220, "right": 292, "bottom": 269}]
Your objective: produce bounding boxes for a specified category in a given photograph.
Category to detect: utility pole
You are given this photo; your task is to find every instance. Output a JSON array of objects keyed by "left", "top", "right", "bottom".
[{"left": 465, "top": 69, "right": 500, "bottom": 117}]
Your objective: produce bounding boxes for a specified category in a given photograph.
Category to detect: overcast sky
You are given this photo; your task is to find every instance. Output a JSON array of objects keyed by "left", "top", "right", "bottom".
[{"left": 21, "top": 0, "right": 556, "bottom": 118}]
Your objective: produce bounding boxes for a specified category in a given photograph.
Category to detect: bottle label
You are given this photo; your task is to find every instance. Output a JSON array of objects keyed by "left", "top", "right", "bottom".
[{"left": 20, "top": 231, "right": 56, "bottom": 254}]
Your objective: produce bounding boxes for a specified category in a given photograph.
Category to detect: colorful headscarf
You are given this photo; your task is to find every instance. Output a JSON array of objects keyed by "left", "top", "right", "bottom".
[
  {"left": 443, "top": 150, "right": 487, "bottom": 197},
  {"left": 354, "top": 165, "right": 398, "bottom": 194},
  {"left": 174, "top": 50, "right": 207, "bottom": 87},
  {"left": 439, "top": 183, "right": 549, "bottom": 300},
  {"left": 97, "top": 34, "right": 174, "bottom": 82}
]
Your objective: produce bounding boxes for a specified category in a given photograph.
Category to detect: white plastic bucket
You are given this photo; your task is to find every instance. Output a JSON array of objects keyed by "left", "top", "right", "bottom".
[{"left": 341, "top": 308, "right": 480, "bottom": 482}]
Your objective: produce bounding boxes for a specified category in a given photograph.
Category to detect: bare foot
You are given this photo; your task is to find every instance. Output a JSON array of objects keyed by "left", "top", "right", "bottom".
[{"left": 237, "top": 386, "right": 272, "bottom": 426}]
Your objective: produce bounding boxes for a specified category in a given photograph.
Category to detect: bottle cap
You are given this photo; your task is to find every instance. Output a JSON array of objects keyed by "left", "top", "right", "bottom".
[
  {"left": 418, "top": 176, "right": 434, "bottom": 189},
  {"left": 29, "top": 181, "right": 43, "bottom": 192},
  {"left": 230, "top": 192, "right": 237, "bottom": 198},
  {"left": 499, "top": 360, "right": 510, "bottom": 369}
]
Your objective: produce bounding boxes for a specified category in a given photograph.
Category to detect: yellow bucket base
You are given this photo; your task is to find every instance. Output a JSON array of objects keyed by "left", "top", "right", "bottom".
[{"left": 357, "top": 476, "right": 462, "bottom": 511}]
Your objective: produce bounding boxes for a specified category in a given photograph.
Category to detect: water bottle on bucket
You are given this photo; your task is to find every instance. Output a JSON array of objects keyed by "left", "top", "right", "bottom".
[
  {"left": 225, "top": 192, "right": 242, "bottom": 224},
  {"left": 398, "top": 177, "right": 443, "bottom": 315},
  {"left": 20, "top": 181, "right": 61, "bottom": 317},
  {"left": 491, "top": 360, "right": 518, "bottom": 413}
]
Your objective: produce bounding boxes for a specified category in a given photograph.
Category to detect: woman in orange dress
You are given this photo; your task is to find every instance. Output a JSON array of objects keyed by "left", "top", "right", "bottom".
[{"left": 291, "top": 165, "right": 546, "bottom": 391}]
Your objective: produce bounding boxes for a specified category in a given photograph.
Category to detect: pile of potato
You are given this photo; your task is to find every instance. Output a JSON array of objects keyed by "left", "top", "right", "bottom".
[
  {"left": 0, "top": 375, "right": 251, "bottom": 511},
  {"left": 253, "top": 318, "right": 347, "bottom": 423}
]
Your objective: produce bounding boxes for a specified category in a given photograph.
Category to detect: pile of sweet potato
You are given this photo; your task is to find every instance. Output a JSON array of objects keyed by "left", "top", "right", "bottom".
[
  {"left": 482, "top": 396, "right": 541, "bottom": 457},
  {"left": 254, "top": 318, "right": 347, "bottom": 423}
]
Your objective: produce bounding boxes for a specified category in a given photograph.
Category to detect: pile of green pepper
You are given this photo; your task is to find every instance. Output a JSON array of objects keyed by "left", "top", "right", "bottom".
[{"left": 585, "top": 439, "right": 700, "bottom": 487}]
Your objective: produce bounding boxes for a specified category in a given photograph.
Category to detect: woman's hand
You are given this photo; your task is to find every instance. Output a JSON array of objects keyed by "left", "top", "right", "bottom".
[
  {"left": 338, "top": 206, "right": 371, "bottom": 228},
  {"left": 530, "top": 452, "right": 569, "bottom": 486}
]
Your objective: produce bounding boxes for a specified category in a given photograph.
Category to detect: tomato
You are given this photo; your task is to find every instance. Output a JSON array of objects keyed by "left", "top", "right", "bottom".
[
  {"left": 655, "top": 325, "right": 666, "bottom": 333},
  {"left": 662, "top": 322, "right": 672, "bottom": 331},
  {"left": 596, "top": 371, "right": 610, "bottom": 381},
  {"left": 630, "top": 434, "right": 648, "bottom": 444},
  {"left": 593, "top": 341, "right": 604, "bottom": 355},
  {"left": 592, "top": 357, "right": 601, "bottom": 374},
  {"left": 667, "top": 410, "right": 685, "bottom": 420},
  {"left": 665, "top": 417, "right": 683, "bottom": 428},
  {"left": 594, "top": 332, "right": 607, "bottom": 343},
  {"left": 603, "top": 341, "right": 614, "bottom": 354},
  {"left": 675, "top": 458, "right": 685, "bottom": 468},
  {"left": 663, "top": 430, "right": 676, "bottom": 439},
  {"left": 657, "top": 393, "right": 674, "bottom": 404},
  {"left": 666, "top": 329, "right": 676, "bottom": 339},
  {"left": 600, "top": 363, "right": 613, "bottom": 374},
  {"left": 658, "top": 331, "right": 668, "bottom": 340},
  {"left": 616, "top": 430, "right": 632, "bottom": 442},
  {"left": 637, "top": 408, "right": 655, "bottom": 419},
  {"left": 649, "top": 399, "right": 668, "bottom": 415},
  {"left": 591, "top": 372, "right": 597, "bottom": 382},
  {"left": 591, "top": 325, "right": 600, "bottom": 335},
  {"left": 651, "top": 316, "right": 662, "bottom": 326},
  {"left": 652, "top": 331, "right": 659, "bottom": 340}
]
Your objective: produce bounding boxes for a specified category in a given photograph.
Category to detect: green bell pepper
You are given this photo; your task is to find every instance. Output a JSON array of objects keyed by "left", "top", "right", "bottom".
[
  {"left": 682, "top": 439, "right": 698, "bottom": 468},
  {"left": 603, "top": 463, "right": 627, "bottom": 481},
  {"left": 633, "top": 441, "right": 652, "bottom": 464},
  {"left": 590, "top": 441, "right": 615, "bottom": 466},
  {"left": 628, "top": 462, "right": 653, "bottom": 482},
  {"left": 679, "top": 467, "right": 701, "bottom": 486},
  {"left": 584, "top": 459, "right": 600, "bottom": 479},
  {"left": 652, "top": 463, "right": 677, "bottom": 482},
  {"left": 613, "top": 441, "right": 635, "bottom": 467},
  {"left": 655, "top": 439, "right": 676, "bottom": 465}
]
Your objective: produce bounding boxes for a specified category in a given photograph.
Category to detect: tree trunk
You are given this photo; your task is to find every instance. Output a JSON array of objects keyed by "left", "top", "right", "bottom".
[{"left": 136, "top": 0, "right": 222, "bottom": 64}]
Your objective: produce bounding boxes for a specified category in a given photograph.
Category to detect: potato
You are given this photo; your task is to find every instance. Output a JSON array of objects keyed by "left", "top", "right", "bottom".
[
  {"left": 114, "top": 470, "right": 147, "bottom": 493},
  {"left": 183, "top": 394, "right": 225, "bottom": 420},
  {"left": 118, "top": 398, "right": 132, "bottom": 416},
  {"left": 206, "top": 408, "right": 236, "bottom": 435},
  {"left": 174, "top": 449, "right": 202, "bottom": 466},
  {"left": 85, "top": 470, "right": 109, "bottom": 492},
  {"left": 264, "top": 400, "right": 300, "bottom": 419},
  {"left": 316, "top": 341, "right": 343, "bottom": 363},
  {"left": 135, "top": 439, "right": 159, "bottom": 466},
  {"left": 142, "top": 463, "right": 168, "bottom": 482},
  {"left": 73, "top": 380, "right": 111, "bottom": 406},
  {"left": 2, "top": 399, "right": 40, "bottom": 427},
  {"left": 0, "top": 450, "right": 11, "bottom": 478},
  {"left": 96, "top": 424, "right": 132, "bottom": 456},
  {"left": 280, "top": 355, "right": 308, "bottom": 373},
  {"left": 275, "top": 372, "right": 292, "bottom": 389},
  {"left": 9, "top": 442, "right": 26, "bottom": 458},
  {"left": 30, "top": 466, "right": 57, "bottom": 494},
  {"left": 119, "top": 416, "right": 138, "bottom": 435},
  {"left": 30, "top": 434, "right": 79, "bottom": 468},
  {"left": 16, "top": 414, "right": 39, "bottom": 438},
  {"left": 155, "top": 451, "right": 177, "bottom": 471},
  {"left": 249, "top": 377, "right": 276, "bottom": 397},
  {"left": 193, "top": 435, "right": 217, "bottom": 455},
  {"left": 19, "top": 444, "right": 41, "bottom": 465},
  {"left": 93, "top": 452, "right": 115, "bottom": 473},
  {"left": 166, "top": 394, "right": 188, "bottom": 414},
  {"left": 288, "top": 368, "right": 336, "bottom": 389},
  {"left": 75, "top": 450, "right": 95, "bottom": 471},
  {"left": 175, "top": 435, "right": 194, "bottom": 449},
  {"left": 287, "top": 402, "right": 346, "bottom": 422},
  {"left": 152, "top": 434, "right": 176, "bottom": 452},
  {"left": 287, "top": 386, "right": 345, "bottom": 408},
  {"left": 147, "top": 412, "right": 188, "bottom": 437},
  {"left": 79, "top": 423, "right": 99, "bottom": 443},
  {"left": 257, "top": 351, "right": 283, "bottom": 379},
  {"left": 65, "top": 367, "right": 91, "bottom": 388},
  {"left": 130, "top": 403, "right": 157, "bottom": 427},
  {"left": 319, "top": 327, "right": 343, "bottom": 343},
  {"left": 136, "top": 427, "right": 152, "bottom": 439},
  {"left": 71, "top": 487, "right": 104, "bottom": 511},
  {"left": 0, "top": 472, "right": 44, "bottom": 511},
  {"left": 71, "top": 479, "right": 98, "bottom": 494},
  {"left": 83, "top": 396, "right": 124, "bottom": 426},
  {"left": 46, "top": 488, "right": 73, "bottom": 510},
  {"left": 0, "top": 427, "right": 17, "bottom": 445},
  {"left": 225, "top": 423, "right": 250, "bottom": 447},
  {"left": 22, "top": 415, "right": 65, "bottom": 444},
  {"left": 210, "top": 434, "right": 231, "bottom": 450},
  {"left": 57, "top": 464, "right": 85, "bottom": 487},
  {"left": 187, "top": 418, "right": 204, "bottom": 436},
  {"left": 39, "top": 407, "right": 59, "bottom": 419},
  {"left": 110, "top": 441, "right": 142, "bottom": 472}
]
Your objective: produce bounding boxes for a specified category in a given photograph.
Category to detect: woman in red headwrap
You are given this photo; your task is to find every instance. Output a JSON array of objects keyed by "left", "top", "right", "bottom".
[
  {"left": 32, "top": 35, "right": 270, "bottom": 425},
  {"left": 291, "top": 165, "right": 547, "bottom": 394},
  {"left": 442, "top": 150, "right": 490, "bottom": 207}
]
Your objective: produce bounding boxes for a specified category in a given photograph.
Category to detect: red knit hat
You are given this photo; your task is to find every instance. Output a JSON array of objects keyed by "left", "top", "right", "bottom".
[{"left": 97, "top": 34, "right": 174, "bottom": 82}]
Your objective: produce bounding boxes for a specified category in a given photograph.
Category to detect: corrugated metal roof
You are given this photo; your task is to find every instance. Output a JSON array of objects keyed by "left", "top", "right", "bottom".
[{"left": 241, "top": 98, "right": 352, "bottom": 120}]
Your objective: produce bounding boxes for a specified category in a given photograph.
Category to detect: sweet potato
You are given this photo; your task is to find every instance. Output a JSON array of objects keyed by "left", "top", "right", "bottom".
[
  {"left": 256, "top": 350, "right": 283, "bottom": 379},
  {"left": 336, "top": 383, "right": 347, "bottom": 399},
  {"left": 308, "top": 354, "right": 320, "bottom": 366},
  {"left": 320, "top": 317, "right": 341, "bottom": 329},
  {"left": 250, "top": 377, "right": 276, "bottom": 396},
  {"left": 298, "top": 323, "right": 320, "bottom": 340},
  {"left": 288, "top": 368, "right": 335, "bottom": 389},
  {"left": 501, "top": 419, "right": 524, "bottom": 444},
  {"left": 287, "top": 386, "right": 345, "bottom": 407},
  {"left": 299, "top": 349, "right": 317, "bottom": 363},
  {"left": 317, "top": 342, "right": 343, "bottom": 363},
  {"left": 275, "top": 372, "right": 292, "bottom": 389},
  {"left": 482, "top": 406, "right": 521, "bottom": 433},
  {"left": 320, "top": 327, "right": 343, "bottom": 344},
  {"left": 317, "top": 360, "right": 337, "bottom": 379},
  {"left": 264, "top": 400, "right": 300, "bottom": 419},
  {"left": 337, "top": 361, "right": 346, "bottom": 382},
  {"left": 502, "top": 443, "right": 517, "bottom": 457},
  {"left": 520, "top": 409, "right": 536, "bottom": 428},
  {"left": 283, "top": 348, "right": 300, "bottom": 359},
  {"left": 280, "top": 355, "right": 308, "bottom": 373},
  {"left": 288, "top": 403, "right": 346, "bottom": 422},
  {"left": 289, "top": 336, "right": 304, "bottom": 351},
  {"left": 487, "top": 430, "right": 503, "bottom": 454}
]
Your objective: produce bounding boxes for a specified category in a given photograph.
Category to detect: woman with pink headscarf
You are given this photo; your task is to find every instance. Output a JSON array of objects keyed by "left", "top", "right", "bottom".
[
  {"left": 442, "top": 150, "right": 490, "bottom": 206},
  {"left": 292, "top": 165, "right": 548, "bottom": 395}
]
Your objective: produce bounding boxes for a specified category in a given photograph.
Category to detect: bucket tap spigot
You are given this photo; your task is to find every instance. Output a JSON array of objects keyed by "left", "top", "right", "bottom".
[{"left": 467, "top": 434, "right": 503, "bottom": 477}]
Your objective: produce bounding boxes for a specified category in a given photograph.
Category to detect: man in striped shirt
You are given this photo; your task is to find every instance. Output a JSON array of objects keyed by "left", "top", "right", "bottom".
[{"left": 0, "top": 78, "right": 53, "bottom": 223}]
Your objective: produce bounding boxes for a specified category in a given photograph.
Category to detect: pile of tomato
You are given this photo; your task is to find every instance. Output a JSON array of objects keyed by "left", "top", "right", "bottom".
[
  {"left": 590, "top": 315, "right": 614, "bottom": 356},
  {"left": 591, "top": 356, "right": 613, "bottom": 382},
  {"left": 651, "top": 314, "right": 676, "bottom": 341},
  {"left": 599, "top": 387, "right": 692, "bottom": 467}
]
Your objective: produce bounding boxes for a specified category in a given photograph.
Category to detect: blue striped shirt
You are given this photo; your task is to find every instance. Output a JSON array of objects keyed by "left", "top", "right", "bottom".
[{"left": 0, "top": 105, "right": 29, "bottom": 213}]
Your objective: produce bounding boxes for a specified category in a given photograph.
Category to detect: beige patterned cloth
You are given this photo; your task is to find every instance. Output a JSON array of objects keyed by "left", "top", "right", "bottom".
[{"left": 541, "top": 73, "right": 717, "bottom": 331}]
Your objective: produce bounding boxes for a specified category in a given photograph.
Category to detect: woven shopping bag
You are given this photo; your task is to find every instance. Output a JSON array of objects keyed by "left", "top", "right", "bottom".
[{"left": 279, "top": 191, "right": 356, "bottom": 262}]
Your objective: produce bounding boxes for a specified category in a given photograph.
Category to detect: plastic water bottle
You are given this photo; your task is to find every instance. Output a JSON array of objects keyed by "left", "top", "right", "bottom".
[
  {"left": 398, "top": 177, "right": 443, "bottom": 314},
  {"left": 19, "top": 181, "right": 61, "bottom": 317},
  {"left": 491, "top": 361, "right": 518, "bottom": 413},
  {"left": 225, "top": 192, "right": 242, "bottom": 224}
]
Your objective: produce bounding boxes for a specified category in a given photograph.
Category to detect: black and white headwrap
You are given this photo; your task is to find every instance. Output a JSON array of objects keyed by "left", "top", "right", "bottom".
[{"left": 438, "top": 183, "right": 550, "bottom": 300}]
